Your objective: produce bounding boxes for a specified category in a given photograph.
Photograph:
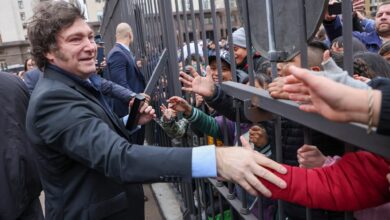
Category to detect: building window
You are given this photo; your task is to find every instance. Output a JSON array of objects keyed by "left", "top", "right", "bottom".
[
  {"left": 18, "top": 0, "right": 24, "bottom": 9},
  {"left": 20, "top": 12, "right": 26, "bottom": 21},
  {"left": 185, "top": 0, "right": 191, "bottom": 11},
  {"left": 203, "top": 0, "right": 210, "bottom": 10},
  {"left": 22, "top": 22, "right": 27, "bottom": 29},
  {"left": 0, "top": 61, "right": 8, "bottom": 71},
  {"left": 97, "top": 11, "right": 103, "bottom": 22},
  {"left": 229, "top": 0, "right": 236, "bottom": 8}
]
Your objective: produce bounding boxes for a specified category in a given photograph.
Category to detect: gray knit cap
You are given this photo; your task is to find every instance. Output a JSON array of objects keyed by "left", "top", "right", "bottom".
[{"left": 232, "top": 27, "right": 246, "bottom": 48}]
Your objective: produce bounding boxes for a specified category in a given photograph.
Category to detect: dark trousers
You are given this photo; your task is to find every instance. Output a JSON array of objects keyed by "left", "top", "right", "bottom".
[{"left": 17, "top": 197, "right": 44, "bottom": 220}]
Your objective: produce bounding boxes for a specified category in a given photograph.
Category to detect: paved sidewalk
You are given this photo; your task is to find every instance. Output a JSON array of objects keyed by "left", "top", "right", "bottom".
[{"left": 39, "top": 184, "right": 167, "bottom": 219}]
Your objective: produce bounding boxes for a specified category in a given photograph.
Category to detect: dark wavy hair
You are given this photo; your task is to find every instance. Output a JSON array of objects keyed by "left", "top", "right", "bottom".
[
  {"left": 27, "top": 1, "right": 84, "bottom": 70},
  {"left": 353, "top": 52, "right": 390, "bottom": 78}
]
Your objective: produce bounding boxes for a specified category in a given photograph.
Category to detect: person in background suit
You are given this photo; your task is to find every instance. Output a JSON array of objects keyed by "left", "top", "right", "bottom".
[
  {"left": 106, "top": 23, "right": 146, "bottom": 144},
  {"left": 0, "top": 72, "right": 43, "bottom": 220},
  {"left": 25, "top": 1, "right": 287, "bottom": 219}
]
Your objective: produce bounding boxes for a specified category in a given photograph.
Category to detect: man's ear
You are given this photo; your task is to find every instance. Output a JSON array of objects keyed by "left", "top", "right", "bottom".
[
  {"left": 310, "top": 66, "right": 321, "bottom": 72},
  {"left": 45, "top": 51, "right": 55, "bottom": 62}
]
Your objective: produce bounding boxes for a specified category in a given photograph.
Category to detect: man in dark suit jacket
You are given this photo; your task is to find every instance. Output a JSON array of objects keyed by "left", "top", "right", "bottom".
[
  {"left": 107, "top": 23, "right": 146, "bottom": 117},
  {"left": 25, "top": 1, "right": 287, "bottom": 219},
  {"left": 107, "top": 22, "right": 147, "bottom": 144},
  {"left": 0, "top": 72, "right": 43, "bottom": 220}
]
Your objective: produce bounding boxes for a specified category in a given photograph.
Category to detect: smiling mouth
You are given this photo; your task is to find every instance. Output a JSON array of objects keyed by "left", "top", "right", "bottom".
[{"left": 79, "top": 57, "right": 94, "bottom": 62}]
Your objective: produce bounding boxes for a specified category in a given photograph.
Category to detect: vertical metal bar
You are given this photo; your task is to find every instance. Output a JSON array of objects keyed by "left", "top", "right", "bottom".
[
  {"left": 153, "top": 0, "right": 163, "bottom": 52},
  {"left": 342, "top": 1, "right": 354, "bottom": 218},
  {"left": 175, "top": 0, "right": 185, "bottom": 66},
  {"left": 342, "top": 0, "right": 353, "bottom": 75},
  {"left": 224, "top": 0, "right": 237, "bottom": 81},
  {"left": 217, "top": 194, "right": 224, "bottom": 220},
  {"left": 242, "top": 0, "right": 254, "bottom": 86},
  {"left": 189, "top": 0, "right": 201, "bottom": 73},
  {"left": 263, "top": 0, "right": 285, "bottom": 219},
  {"left": 297, "top": 0, "right": 313, "bottom": 218},
  {"left": 210, "top": 0, "right": 223, "bottom": 82},
  {"left": 265, "top": 0, "right": 278, "bottom": 79},
  {"left": 209, "top": 184, "right": 216, "bottom": 219},
  {"left": 181, "top": 0, "right": 192, "bottom": 65},
  {"left": 159, "top": 0, "right": 181, "bottom": 97},
  {"left": 198, "top": 0, "right": 209, "bottom": 66},
  {"left": 194, "top": 180, "right": 201, "bottom": 220}
]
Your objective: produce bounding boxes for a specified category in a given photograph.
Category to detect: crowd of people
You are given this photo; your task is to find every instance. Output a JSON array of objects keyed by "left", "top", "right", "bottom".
[{"left": 1, "top": 0, "right": 390, "bottom": 220}]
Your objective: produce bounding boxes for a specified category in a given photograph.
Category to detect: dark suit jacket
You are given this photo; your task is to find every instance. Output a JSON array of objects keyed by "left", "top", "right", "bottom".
[
  {"left": 23, "top": 68, "right": 43, "bottom": 93},
  {"left": 0, "top": 72, "right": 42, "bottom": 220},
  {"left": 106, "top": 43, "right": 146, "bottom": 117},
  {"left": 26, "top": 68, "right": 192, "bottom": 220}
]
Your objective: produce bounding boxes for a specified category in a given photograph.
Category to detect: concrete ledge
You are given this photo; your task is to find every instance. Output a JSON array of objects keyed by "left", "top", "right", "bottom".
[{"left": 151, "top": 183, "right": 183, "bottom": 220}]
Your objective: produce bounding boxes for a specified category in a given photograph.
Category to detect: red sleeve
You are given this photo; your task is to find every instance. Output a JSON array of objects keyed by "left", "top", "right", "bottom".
[{"left": 261, "top": 151, "right": 390, "bottom": 211}]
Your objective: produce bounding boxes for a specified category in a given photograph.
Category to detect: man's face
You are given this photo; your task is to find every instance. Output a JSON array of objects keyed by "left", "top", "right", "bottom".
[
  {"left": 376, "top": 4, "right": 390, "bottom": 36},
  {"left": 233, "top": 46, "right": 247, "bottom": 65},
  {"left": 209, "top": 60, "right": 232, "bottom": 83},
  {"left": 46, "top": 18, "right": 97, "bottom": 79}
]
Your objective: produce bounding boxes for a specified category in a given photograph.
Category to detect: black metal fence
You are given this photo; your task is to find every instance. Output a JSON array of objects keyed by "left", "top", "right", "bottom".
[{"left": 100, "top": 0, "right": 390, "bottom": 220}]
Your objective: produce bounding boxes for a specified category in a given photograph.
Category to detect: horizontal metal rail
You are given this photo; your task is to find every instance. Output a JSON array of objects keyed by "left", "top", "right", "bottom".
[
  {"left": 208, "top": 178, "right": 258, "bottom": 220},
  {"left": 221, "top": 81, "right": 390, "bottom": 158}
]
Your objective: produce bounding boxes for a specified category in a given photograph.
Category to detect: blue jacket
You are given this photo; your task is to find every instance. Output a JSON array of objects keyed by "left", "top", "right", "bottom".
[
  {"left": 324, "top": 16, "right": 382, "bottom": 53},
  {"left": 106, "top": 43, "right": 146, "bottom": 117}
]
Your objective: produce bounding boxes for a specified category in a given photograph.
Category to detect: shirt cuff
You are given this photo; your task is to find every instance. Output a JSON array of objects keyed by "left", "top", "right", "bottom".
[{"left": 191, "top": 145, "right": 217, "bottom": 178}]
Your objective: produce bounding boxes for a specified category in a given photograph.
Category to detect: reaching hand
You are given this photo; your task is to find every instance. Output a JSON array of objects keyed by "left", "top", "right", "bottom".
[
  {"left": 352, "top": 0, "right": 365, "bottom": 13},
  {"left": 353, "top": 74, "right": 371, "bottom": 83},
  {"left": 283, "top": 65, "right": 381, "bottom": 125},
  {"left": 195, "top": 94, "right": 204, "bottom": 107},
  {"left": 160, "top": 104, "right": 177, "bottom": 122},
  {"left": 249, "top": 125, "right": 268, "bottom": 148},
  {"left": 179, "top": 66, "right": 216, "bottom": 98},
  {"left": 167, "top": 96, "right": 192, "bottom": 117},
  {"left": 268, "top": 77, "right": 290, "bottom": 100},
  {"left": 297, "top": 145, "right": 327, "bottom": 168},
  {"left": 215, "top": 136, "right": 287, "bottom": 197}
]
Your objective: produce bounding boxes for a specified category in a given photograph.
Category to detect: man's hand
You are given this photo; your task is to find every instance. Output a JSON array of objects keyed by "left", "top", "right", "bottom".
[
  {"left": 249, "top": 125, "right": 268, "bottom": 148},
  {"left": 139, "top": 93, "right": 151, "bottom": 104},
  {"left": 134, "top": 101, "right": 156, "bottom": 125},
  {"left": 179, "top": 66, "right": 216, "bottom": 98},
  {"left": 352, "top": 0, "right": 365, "bottom": 13},
  {"left": 167, "top": 96, "right": 192, "bottom": 117},
  {"left": 297, "top": 145, "right": 327, "bottom": 168},
  {"left": 216, "top": 136, "right": 287, "bottom": 197},
  {"left": 268, "top": 77, "right": 290, "bottom": 100}
]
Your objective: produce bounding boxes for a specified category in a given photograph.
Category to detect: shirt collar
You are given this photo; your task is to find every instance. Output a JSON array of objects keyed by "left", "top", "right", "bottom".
[
  {"left": 118, "top": 42, "right": 130, "bottom": 52},
  {"left": 46, "top": 64, "right": 100, "bottom": 93}
]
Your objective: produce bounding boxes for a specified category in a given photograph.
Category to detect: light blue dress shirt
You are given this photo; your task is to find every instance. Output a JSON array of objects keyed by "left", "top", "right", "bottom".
[{"left": 122, "top": 116, "right": 217, "bottom": 177}]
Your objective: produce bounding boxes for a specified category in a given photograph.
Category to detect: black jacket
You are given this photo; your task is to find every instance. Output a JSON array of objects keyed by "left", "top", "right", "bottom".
[
  {"left": 0, "top": 72, "right": 42, "bottom": 220},
  {"left": 26, "top": 67, "right": 192, "bottom": 220}
]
